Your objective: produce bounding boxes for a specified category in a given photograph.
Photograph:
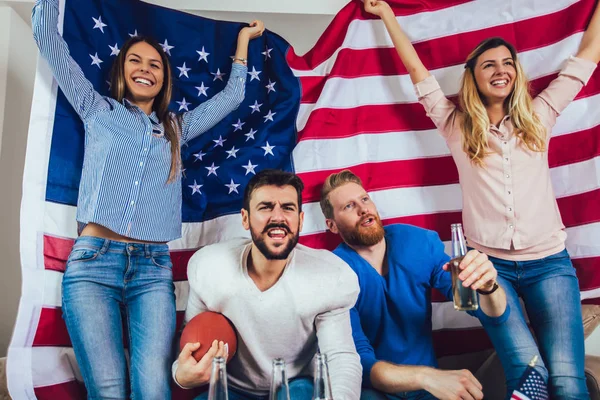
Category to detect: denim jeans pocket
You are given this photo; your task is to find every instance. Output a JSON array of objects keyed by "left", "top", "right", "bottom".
[
  {"left": 150, "top": 253, "right": 172, "bottom": 270},
  {"left": 67, "top": 247, "right": 100, "bottom": 265}
]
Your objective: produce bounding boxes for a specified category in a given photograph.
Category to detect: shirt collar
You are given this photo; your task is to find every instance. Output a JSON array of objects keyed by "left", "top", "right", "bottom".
[
  {"left": 122, "top": 98, "right": 159, "bottom": 124},
  {"left": 489, "top": 114, "right": 511, "bottom": 132},
  {"left": 148, "top": 112, "right": 159, "bottom": 124}
]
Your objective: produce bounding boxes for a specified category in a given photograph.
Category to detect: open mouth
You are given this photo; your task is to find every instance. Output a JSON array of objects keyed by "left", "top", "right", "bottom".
[
  {"left": 267, "top": 228, "right": 288, "bottom": 240},
  {"left": 490, "top": 78, "right": 509, "bottom": 88},
  {"left": 359, "top": 215, "right": 376, "bottom": 227},
  {"left": 263, "top": 224, "right": 291, "bottom": 241},
  {"left": 133, "top": 77, "right": 154, "bottom": 87}
]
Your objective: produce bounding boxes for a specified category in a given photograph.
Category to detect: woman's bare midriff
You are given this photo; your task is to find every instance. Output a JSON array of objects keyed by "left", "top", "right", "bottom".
[{"left": 80, "top": 222, "right": 166, "bottom": 244}]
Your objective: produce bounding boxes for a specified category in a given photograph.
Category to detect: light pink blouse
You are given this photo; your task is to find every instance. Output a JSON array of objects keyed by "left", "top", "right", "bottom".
[{"left": 415, "top": 56, "right": 597, "bottom": 261}]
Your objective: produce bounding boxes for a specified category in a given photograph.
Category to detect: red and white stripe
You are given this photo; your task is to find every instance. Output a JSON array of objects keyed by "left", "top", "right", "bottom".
[
  {"left": 511, "top": 391, "right": 533, "bottom": 400},
  {"left": 9, "top": 0, "right": 600, "bottom": 398}
]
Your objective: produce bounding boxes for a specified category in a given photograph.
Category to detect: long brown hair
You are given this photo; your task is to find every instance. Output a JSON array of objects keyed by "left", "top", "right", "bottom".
[
  {"left": 110, "top": 36, "right": 181, "bottom": 182},
  {"left": 459, "top": 37, "right": 546, "bottom": 166}
]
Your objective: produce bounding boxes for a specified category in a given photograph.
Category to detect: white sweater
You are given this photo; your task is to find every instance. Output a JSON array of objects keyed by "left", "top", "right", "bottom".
[{"left": 183, "top": 239, "right": 362, "bottom": 399}]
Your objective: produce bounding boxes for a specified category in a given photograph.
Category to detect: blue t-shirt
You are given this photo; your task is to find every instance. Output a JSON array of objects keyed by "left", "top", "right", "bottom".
[{"left": 334, "top": 224, "right": 463, "bottom": 386}]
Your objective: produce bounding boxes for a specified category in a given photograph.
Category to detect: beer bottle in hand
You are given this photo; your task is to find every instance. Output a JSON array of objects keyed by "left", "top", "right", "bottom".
[
  {"left": 207, "top": 356, "right": 229, "bottom": 400},
  {"left": 450, "top": 223, "right": 478, "bottom": 311},
  {"left": 269, "top": 358, "right": 291, "bottom": 400},
  {"left": 313, "top": 353, "right": 333, "bottom": 400}
]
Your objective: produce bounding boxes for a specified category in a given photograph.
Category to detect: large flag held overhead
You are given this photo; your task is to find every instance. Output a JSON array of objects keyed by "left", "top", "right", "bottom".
[{"left": 9, "top": 0, "right": 600, "bottom": 398}]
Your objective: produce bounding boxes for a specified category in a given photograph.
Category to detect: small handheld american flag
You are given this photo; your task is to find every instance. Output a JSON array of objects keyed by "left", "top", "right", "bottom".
[{"left": 510, "top": 356, "right": 549, "bottom": 400}]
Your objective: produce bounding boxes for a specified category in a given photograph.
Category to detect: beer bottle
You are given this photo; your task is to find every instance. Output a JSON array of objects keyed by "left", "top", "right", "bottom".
[
  {"left": 207, "top": 356, "right": 229, "bottom": 400},
  {"left": 269, "top": 358, "right": 291, "bottom": 400},
  {"left": 313, "top": 353, "right": 333, "bottom": 400},
  {"left": 450, "top": 223, "right": 478, "bottom": 311}
]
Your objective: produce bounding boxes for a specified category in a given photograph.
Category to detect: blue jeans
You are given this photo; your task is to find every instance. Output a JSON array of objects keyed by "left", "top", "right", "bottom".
[
  {"left": 194, "top": 377, "right": 313, "bottom": 400},
  {"left": 360, "top": 388, "right": 435, "bottom": 400},
  {"left": 62, "top": 236, "right": 176, "bottom": 399},
  {"left": 480, "top": 248, "right": 588, "bottom": 399}
]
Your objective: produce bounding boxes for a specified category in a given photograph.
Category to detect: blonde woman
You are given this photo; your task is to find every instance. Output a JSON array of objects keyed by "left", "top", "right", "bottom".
[{"left": 364, "top": 0, "right": 600, "bottom": 398}]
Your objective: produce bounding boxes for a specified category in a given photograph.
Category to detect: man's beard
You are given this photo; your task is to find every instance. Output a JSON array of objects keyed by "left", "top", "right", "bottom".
[
  {"left": 339, "top": 214, "right": 385, "bottom": 247},
  {"left": 250, "top": 222, "right": 300, "bottom": 260}
]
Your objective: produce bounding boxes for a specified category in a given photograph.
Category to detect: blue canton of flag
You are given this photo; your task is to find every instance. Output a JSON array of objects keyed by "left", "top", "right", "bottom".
[
  {"left": 511, "top": 357, "right": 549, "bottom": 400},
  {"left": 47, "top": 0, "right": 300, "bottom": 223}
]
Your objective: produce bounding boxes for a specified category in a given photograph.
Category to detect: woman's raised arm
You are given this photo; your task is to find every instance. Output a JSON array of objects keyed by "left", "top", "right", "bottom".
[
  {"left": 32, "top": 0, "right": 106, "bottom": 122},
  {"left": 364, "top": 0, "right": 430, "bottom": 84},
  {"left": 576, "top": 1, "right": 600, "bottom": 63}
]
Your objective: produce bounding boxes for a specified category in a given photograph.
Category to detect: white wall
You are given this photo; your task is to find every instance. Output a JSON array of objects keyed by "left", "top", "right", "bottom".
[
  {"left": 0, "top": 4, "right": 36, "bottom": 357},
  {"left": 0, "top": 0, "right": 348, "bottom": 15},
  {"left": 0, "top": 7, "right": 9, "bottom": 155},
  {"left": 188, "top": 10, "right": 335, "bottom": 57},
  {"left": 146, "top": 0, "right": 348, "bottom": 15}
]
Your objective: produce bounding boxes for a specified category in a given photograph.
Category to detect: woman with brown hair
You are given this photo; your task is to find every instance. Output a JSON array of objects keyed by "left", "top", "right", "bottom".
[
  {"left": 32, "top": 0, "right": 264, "bottom": 397},
  {"left": 364, "top": 0, "right": 600, "bottom": 398}
]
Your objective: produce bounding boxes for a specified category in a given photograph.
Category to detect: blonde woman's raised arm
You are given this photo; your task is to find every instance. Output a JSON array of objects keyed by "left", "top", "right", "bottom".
[
  {"left": 364, "top": 0, "right": 430, "bottom": 83},
  {"left": 577, "top": 1, "right": 600, "bottom": 63}
]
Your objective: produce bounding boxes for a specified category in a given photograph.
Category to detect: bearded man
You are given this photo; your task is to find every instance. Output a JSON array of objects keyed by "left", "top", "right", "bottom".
[
  {"left": 173, "top": 169, "right": 362, "bottom": 400},
  {"left": 320, "top": 170, "right": 509, "bottom": 400}
]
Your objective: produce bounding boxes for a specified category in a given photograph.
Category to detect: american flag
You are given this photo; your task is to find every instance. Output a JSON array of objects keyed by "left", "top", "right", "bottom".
[
  {"left": 511, "top": 358, "right": 549, "bottom": 400},
  {"left": 8, "top": 0, "right": 600, "bottom": 398}
]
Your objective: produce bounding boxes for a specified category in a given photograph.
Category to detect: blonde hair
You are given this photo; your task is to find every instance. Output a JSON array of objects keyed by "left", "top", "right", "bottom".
[
  {"left": 110, "top": 36, "right": 182, "bottom": 183},
  {"left": 459, "top": 37, "right": 546, "bottom": 166},
  {"left": 319, "top": 170, "right": 363, "bottom": 219}
]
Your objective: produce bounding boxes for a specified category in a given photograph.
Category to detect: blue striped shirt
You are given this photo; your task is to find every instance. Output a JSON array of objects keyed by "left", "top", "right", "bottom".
[{"left": 32, "top": 0, "right": 247, "bottom": 242}]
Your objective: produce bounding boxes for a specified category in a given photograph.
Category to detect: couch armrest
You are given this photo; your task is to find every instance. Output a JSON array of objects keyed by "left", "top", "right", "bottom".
[
  {"left": 583, "top": 305, "right": 600, "bottom": 339},
  {"left": 586, "top": 355, "right": 600, "bottom": 400}
]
